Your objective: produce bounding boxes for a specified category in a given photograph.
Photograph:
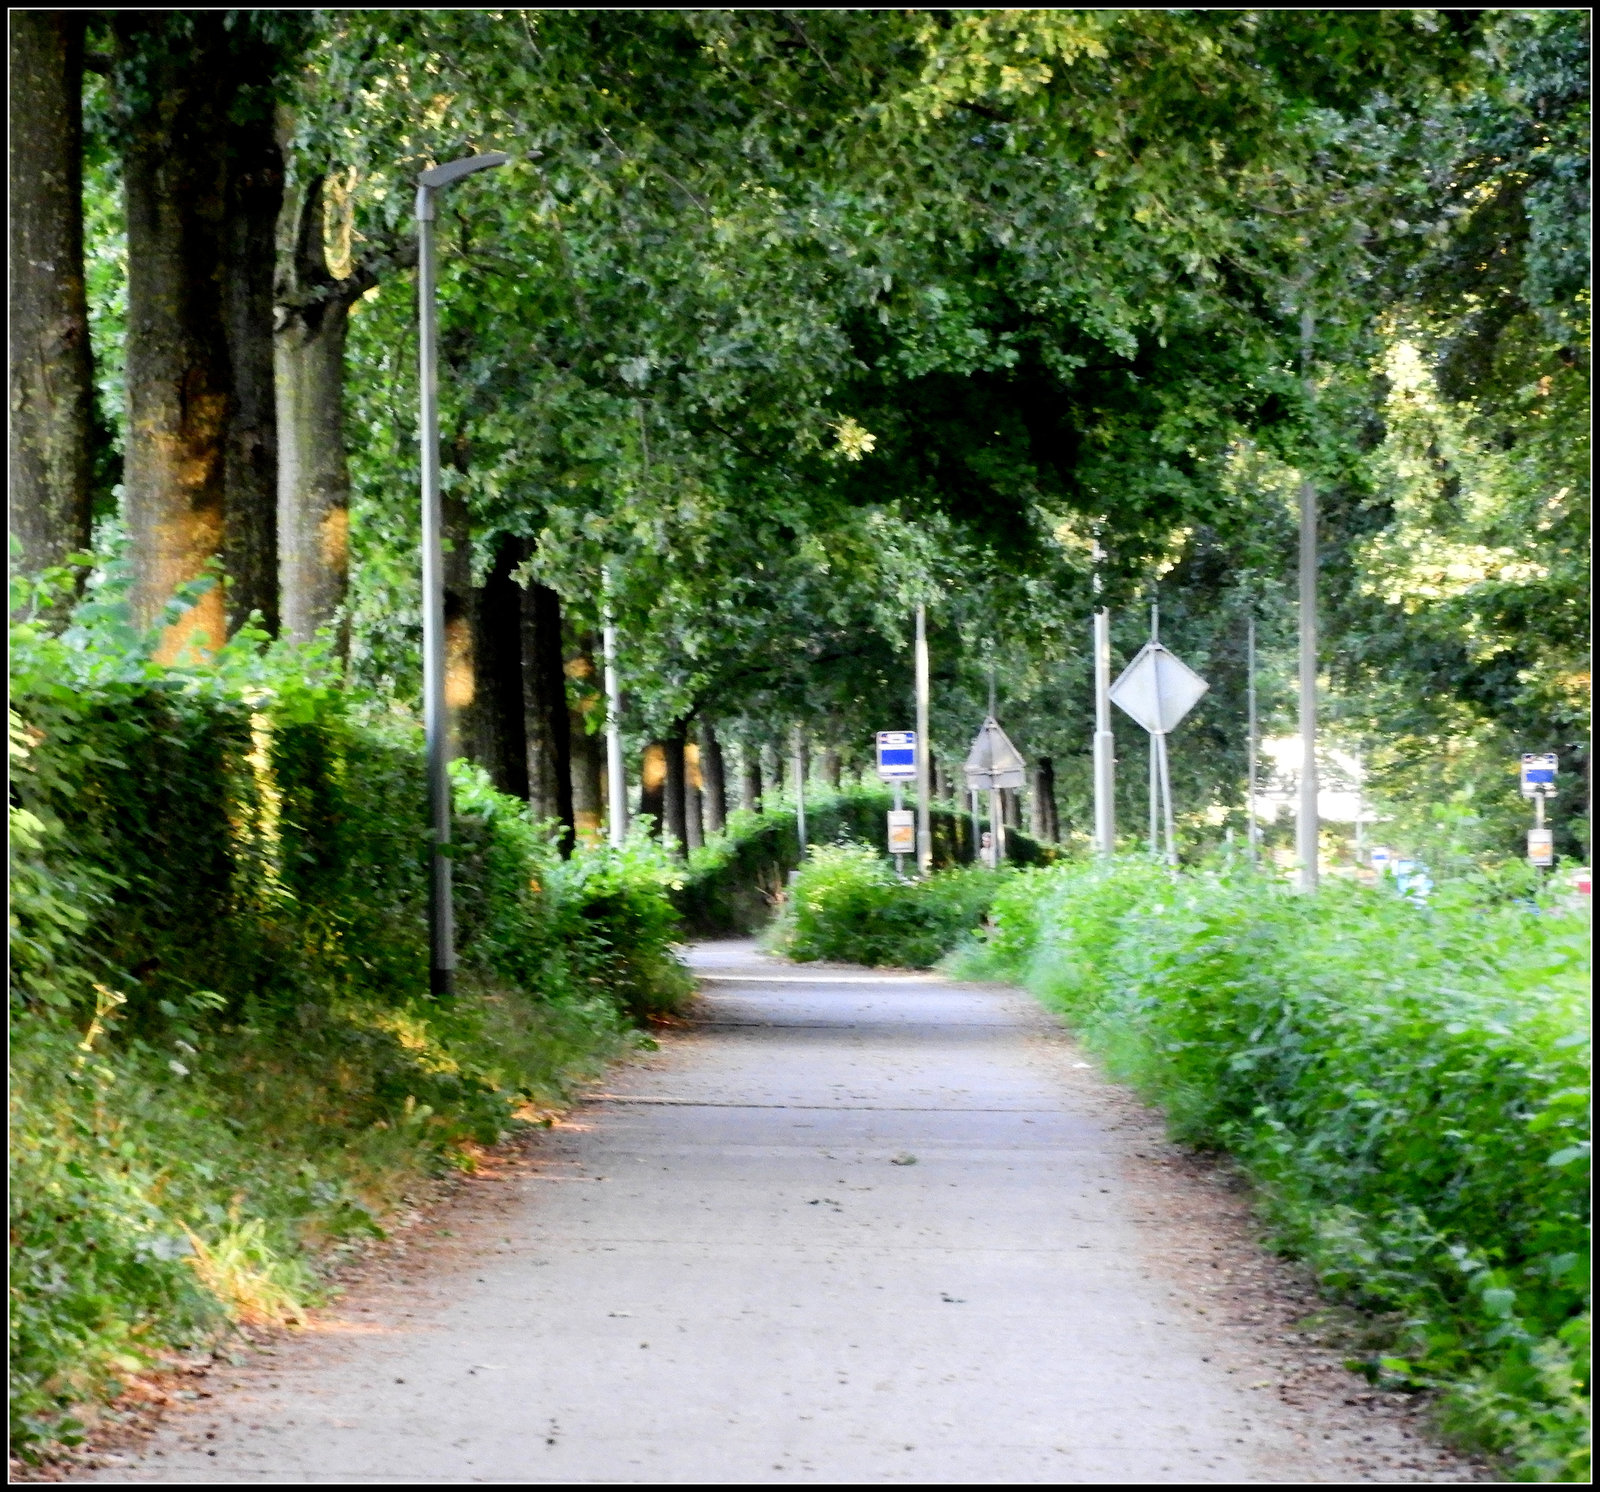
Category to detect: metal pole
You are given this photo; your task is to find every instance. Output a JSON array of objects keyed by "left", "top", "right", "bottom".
[
  {"left": 988, "top": 785, "right": 1004, "bottom": 868},
  {"left": 1155, "top": 730, "right": 1177, "bottom": 867},
  {"left": 1093, "top": 605, "right": 1115, "bottom": 857},
  {"left": 415, "top": 187, "right": 454, "bottom": 999},
  {"left": 602, "top": 581, "right": 627, "bottom": 849},
  {"left": 792, "top": 724, "right": 807, "bottom": 861},
  {"left": 894, "top": 778, "right": 906, "bottom": 878},
  {"left": 969, "top": 786, "right": 981, "bottom": 864},
  {"left": 914, "top": 603, "right": 932, "bottom": 877},
  {"left": 1246, "top": 615, "right": 1258, "bottom": 866},
  {"left": 1148, "top": 603, "right": 1159, "bottom": 856},
  {"left": 415, "top": 153, "right": 506, "bottom": 998},
  {"left": 1297, "top": 304, "right": 1319, "bottom": 892}
]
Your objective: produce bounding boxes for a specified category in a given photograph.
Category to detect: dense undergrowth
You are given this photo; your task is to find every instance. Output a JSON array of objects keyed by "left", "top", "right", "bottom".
[
  {"left": 950, "top": 859, "right": 1590, "bottom": 1480},
  {"left": 8, "top": 568, "right": 690, "bottom": 1458},
  {"left": 766, "top": 841, "right": 1006, "bottom": 967}
]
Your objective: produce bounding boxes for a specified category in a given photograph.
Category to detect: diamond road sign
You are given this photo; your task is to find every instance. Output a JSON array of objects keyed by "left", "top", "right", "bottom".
[
  {"left": 876, "top": 730, "right": 917, "bottom": 780},
  {"left": 964, "top": 717, "right": 1026, "bottom": 791},
  {"left": 1109, "top": 641, "right": 1209, "bottom": 735}
]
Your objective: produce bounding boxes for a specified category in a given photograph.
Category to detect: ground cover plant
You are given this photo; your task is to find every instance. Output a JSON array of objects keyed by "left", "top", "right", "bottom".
[
  {"left": 769, "top": 842, "right": 1006, "bottom": 968},
  {"left": 8, "top": 570, "right": 691, "bottom": 1458},
  {"left": 953, "top": 859, "right": 1591, "bottom": 1480}
]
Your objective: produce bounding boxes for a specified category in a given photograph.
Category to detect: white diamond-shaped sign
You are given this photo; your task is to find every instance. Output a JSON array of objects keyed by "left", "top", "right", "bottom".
[
  {"left": 1109, "top": 642, "right": 1209, "bottom": 735},
  {"left": 964, "top": 717, "right": 1027, "bottom": 791}
]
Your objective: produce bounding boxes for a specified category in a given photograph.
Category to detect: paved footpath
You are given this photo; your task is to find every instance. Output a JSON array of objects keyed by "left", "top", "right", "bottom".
[{"left": 83, "top": 941, "right": 1478, "bottom": 1484}]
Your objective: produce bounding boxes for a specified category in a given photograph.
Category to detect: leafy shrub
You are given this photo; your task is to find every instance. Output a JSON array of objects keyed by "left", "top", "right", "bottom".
[
  {"left": 959, "top": 860, "right": 1591, "bottom": 1479},
  {"left": 675, "top": 784, "right": 1051, "bottom": 937},
  {"left": 769, "top": 842, "right": 1005, "bottom": 968},
  {"left": 8, "top": 568, "right": 689, "bottom": 1456}
]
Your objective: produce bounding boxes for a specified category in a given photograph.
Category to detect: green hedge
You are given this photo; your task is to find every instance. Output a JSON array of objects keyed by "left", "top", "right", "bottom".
[
  {"left": 959, "top": 860, "right": 1590, "bottom": 1480},
  {"left": 767, "top": 842, "right": 1006, "bottom": 968},
  {"left": 8, "top": 571, "right": 690, "bottom": 1456},
  {"left": 674, "top": 784, "right": 1054, "bottom": 937}
]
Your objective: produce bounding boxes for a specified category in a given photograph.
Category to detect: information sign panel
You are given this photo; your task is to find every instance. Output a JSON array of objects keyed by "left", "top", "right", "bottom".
[
  {"left": 1520, "top": 753, "right": 1558, "bottom": 798},
  {"left": 876, "top": 730, "right": 917, "bottom": 780},
  {"left": 886, "top": 810, "right": 915, "bottom": 854},
  {"left": 1528, "top": 828, "right": 1555, "bottom": 867}
]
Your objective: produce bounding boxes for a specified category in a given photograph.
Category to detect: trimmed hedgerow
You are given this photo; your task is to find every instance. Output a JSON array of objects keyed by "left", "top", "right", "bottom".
[{"left": 8, "top": 568, "right": 690, "bottom": 1458}]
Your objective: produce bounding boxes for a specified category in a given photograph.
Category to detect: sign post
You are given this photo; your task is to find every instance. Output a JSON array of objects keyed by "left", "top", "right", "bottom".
[
  {"left": 1108, "top": 641, "right": 1209, "bottom": 866},
  {"left": 1521, "top": 753, "right": 1558, "bottom": 868},
  {"left": 877, "top": 731, "right": 918, "bottom": 874}
]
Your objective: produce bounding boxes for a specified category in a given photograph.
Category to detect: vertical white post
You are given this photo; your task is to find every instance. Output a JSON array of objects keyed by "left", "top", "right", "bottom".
[
  {"left": 1148, "top": 603, "right": 1159, "bottom": 856},
  {"left": 1246, "top": 615, "right": 1259, "bottom": 866},
  {"left": 416, "top": 186, "right": 454, "bottom": 999},
  {"left": 602, "top": 582, "right": 627, "bottom": 849},
  {"left": 914, "top": 603, "right": 932, "bottom": 877},
  {"left": 1298, "top": 305, "right": 1319, "bottom": 892},
  {"left": 988, "top": 785, "right": 1004, "bottom": 868},
  {"left": 1155, "top": 730, "right": 1177, "bottom": 866},
  {"left": 893, "top": 778, "right": 906, "bottom": 878},
  {"left": 1093, "top": 607, "right": 1115, "bottom": 857}
]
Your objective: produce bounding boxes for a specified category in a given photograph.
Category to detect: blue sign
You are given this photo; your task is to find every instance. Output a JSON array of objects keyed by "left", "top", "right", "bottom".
[
  {"left": 876, "top": 730, "right": 917, "bottom": 780},
  {"left": 1521, "top": 753, "right": 1558, "bottom": 797}
]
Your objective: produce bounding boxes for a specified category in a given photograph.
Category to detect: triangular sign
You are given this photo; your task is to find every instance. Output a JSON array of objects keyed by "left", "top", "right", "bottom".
[
  {"left": 1109, "top": 642, "right": 1209, "bottom": 735},
  {"left": 964, "top": 717, "right": 1027, "bottom": 790}
]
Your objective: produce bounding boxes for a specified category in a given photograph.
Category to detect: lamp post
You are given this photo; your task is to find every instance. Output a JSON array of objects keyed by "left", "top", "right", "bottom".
[{"left": 417, "top": 151, "right": 507, "bottom": 998}]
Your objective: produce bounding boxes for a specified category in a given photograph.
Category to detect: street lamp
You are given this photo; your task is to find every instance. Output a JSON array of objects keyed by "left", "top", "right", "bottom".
[{"left": 416, "top": 150, "right": 507, "bottom": 997}]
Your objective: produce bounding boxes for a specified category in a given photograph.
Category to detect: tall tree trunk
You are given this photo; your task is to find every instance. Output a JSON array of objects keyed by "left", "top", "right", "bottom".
[
  {"left": 1033, "top": 756, "right": 1058, "bottom": 842},
  {"left": 565, "top": 632, "right": 604, "bottom": 845},
  {"left": 522, "top": 579, "right": 574, "bottom": 852},
  {"left": 821, "top": 747, "right": 841, "bottom": 790},
  {"left": 662, "top": 726, "right": 689, "bottom": 853},
  {"left": 220, "top": 88, "right": 281, "bottom": 633},
  {"left": 740, "top": 738, "right": 762, "bottom": 812},
  {"left": 569, "top": 701, "right": 604, "bottom": 846},
  {"left": 700, "top": 721, "right": 727, "bottom": 833},
  {"left": 114, "top": 15, "right": 285, "bottom": 655},
  {"left": 465, "top": 533, "right": 530, "bottom": 800},
  {"left": 441, "top": 487, "right": 475, "bottom": 765},
  {"left": 8, "top": 11, "right": 92, "bottom": 584},
  {"left": 685, "top": 742, "right": 705, "bottom": 852},
  {"left": 639, "top": 743, "right": 666, "bottom": 834},
  {"left": 115, "top": 14, "right": 231, "bottom": 657},
  {"left": 275, "top": 175, "right": 352, "bottom": 646}
]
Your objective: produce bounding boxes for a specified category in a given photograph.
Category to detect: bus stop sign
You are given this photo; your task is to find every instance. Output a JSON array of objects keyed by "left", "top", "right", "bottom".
[
  {"left": 876, "top": 731, "right": 917, "bottom": 780},
  {"left": 1521, "top": 753, "right": 1558, "bottom": 798}
]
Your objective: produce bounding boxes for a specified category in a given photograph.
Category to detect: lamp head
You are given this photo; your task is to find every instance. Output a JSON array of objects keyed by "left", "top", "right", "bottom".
[{"left": 418, "top": 151, "right": 509, "bottom": 190}]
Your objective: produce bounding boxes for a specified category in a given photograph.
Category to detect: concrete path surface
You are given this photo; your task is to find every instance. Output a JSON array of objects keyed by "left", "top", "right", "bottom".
[{"left": 80, "top": 941, "right": 1477, "bottom": 1484}]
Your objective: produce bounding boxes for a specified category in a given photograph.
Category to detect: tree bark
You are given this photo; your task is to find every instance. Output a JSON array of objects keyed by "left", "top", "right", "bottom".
[
  {"left": 662, "top": 726, "right": 689, "bottom": 853},
  {"left": 1032, "top": 756, "right": 1059, "bottom": 842},
  {"left": 114, "top": 15, "right": 285, "bottom": 655},
  {"left": 522, "top": 579, "right": 574, "bottom": 852},
  {"left": 465, "top": 533, "right": 530, "bottom": 800},
  {"left": 685, "top": 743, "right": 705, "bottom": 852},
  {"left": 117, "top": 14, "right": 231, "bottom": 657},
  {"left": 275, "top": 176, "right": 351, "bottom": 646},
  {"left": 821, "top": 746, "right": 841, "bottom": 790},
  {"left": 639, "top": 742, "right": 666, "bottom": 833},
  {"left": 8, "top": 11, "right": 93, "bottom": 584},
  {"left": 740, "top": 739, "right": 763, "bottom": 812},
  {"left": 700, "top": 720, "right": 727, "bottom": 833},
  {"left": 220, "top": 84, "right": 282, "bottom": 633},
  {"left": 565, "top": 635, "right": 604, "bottom": 847}
]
